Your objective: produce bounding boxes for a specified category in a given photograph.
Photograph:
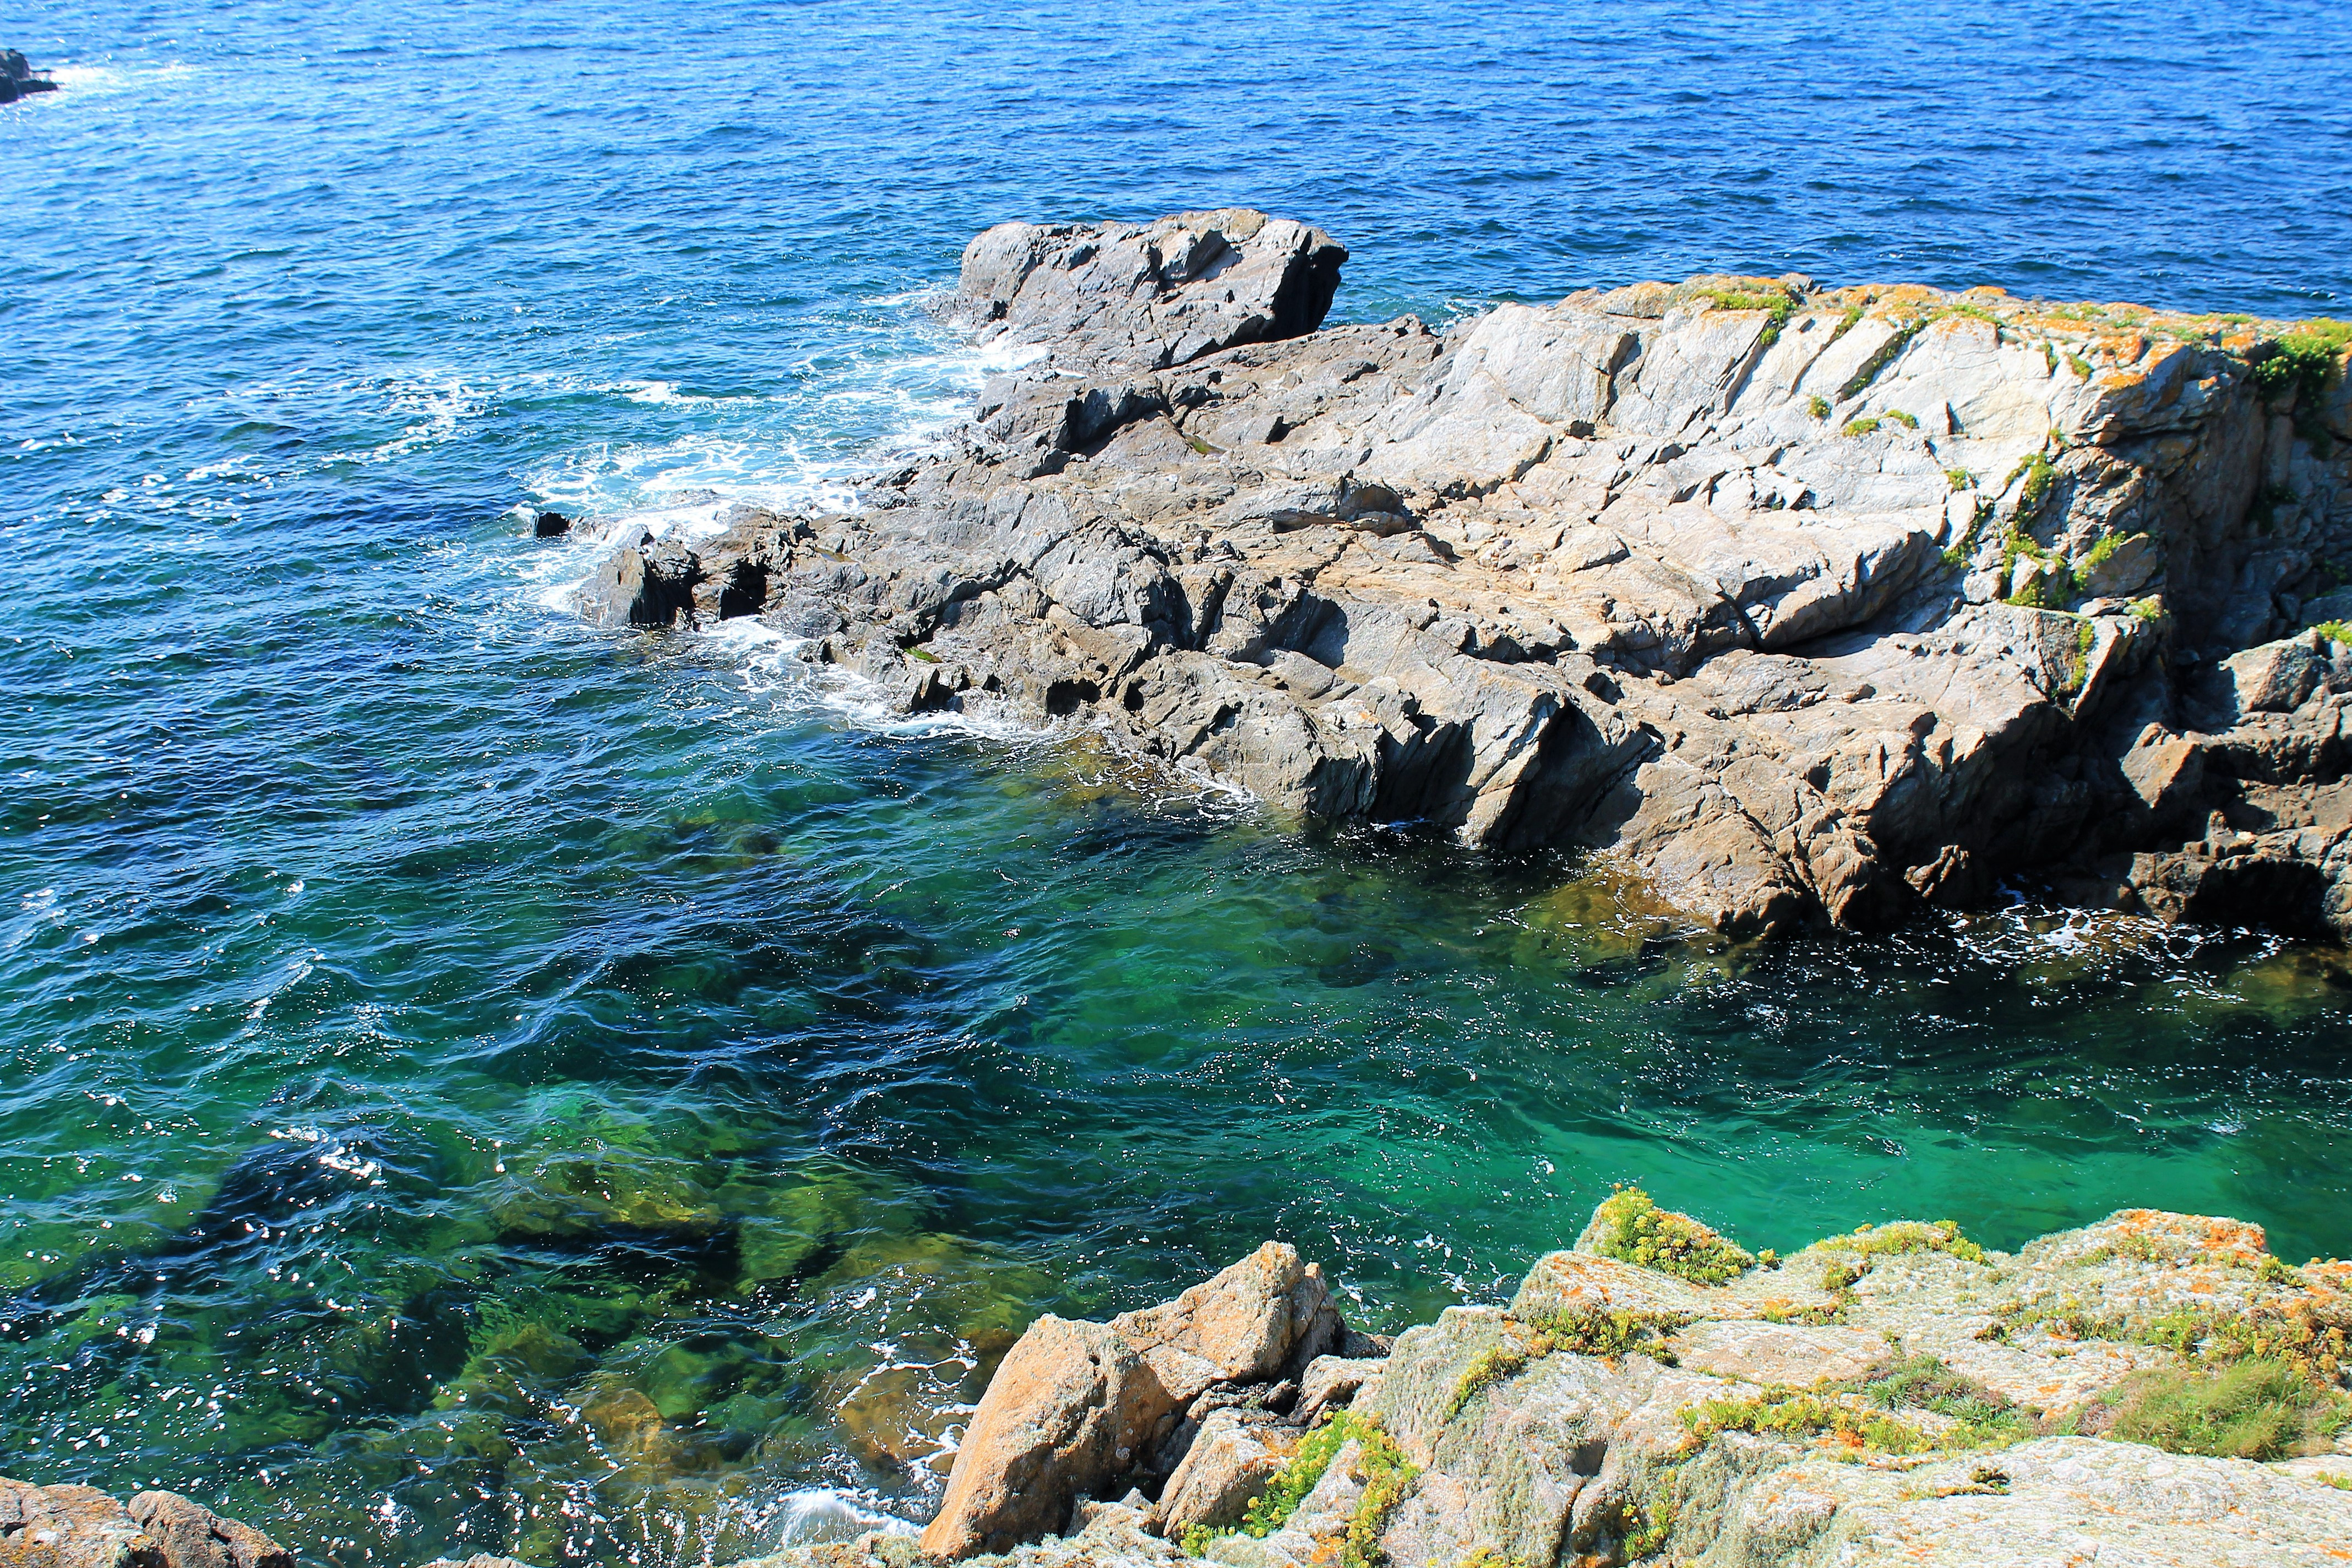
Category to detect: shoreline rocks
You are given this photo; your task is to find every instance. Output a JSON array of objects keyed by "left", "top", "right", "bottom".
[
  {"left": 916, "top": 1243, "right": 1382, "bottom": 1559},
  {"left": 0, "top": 1480, "right": 292, "bottom": 1568},
  {"left": 776, "top": 1199, "right": 2352, "bottom": 1568},
  {"left": 579, "top": 209, "right": 2352, "bottom": 943}
]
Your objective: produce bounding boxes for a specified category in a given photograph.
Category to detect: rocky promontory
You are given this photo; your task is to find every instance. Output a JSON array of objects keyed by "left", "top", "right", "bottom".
[
  {"left": 748, "top": 1195, "right": 2352, "bottom": 1568},
  {"left": 580, "top": 209, "right": 2352, "bottom": 941}
]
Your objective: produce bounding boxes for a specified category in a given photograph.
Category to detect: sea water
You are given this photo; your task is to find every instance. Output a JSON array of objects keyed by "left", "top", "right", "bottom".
[{"left": 4, "top": 1, "right": 2351, "bottom": 1561}]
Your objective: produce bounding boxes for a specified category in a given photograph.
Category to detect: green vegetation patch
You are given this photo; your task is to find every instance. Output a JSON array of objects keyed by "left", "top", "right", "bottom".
[
  {"left": 1697, "top": 282, "right": 1804, "bottom": 348},
  {"left": 1684, "top": 1387, "right": 1932, "bottom": 1455},
  {"left": 1445, "top": 1340, "right": 1532, "bottom": 1421},
  {"left": 1859, "top": 1354, "right": 2032, "bottom": 1447},
  {"left": 2249, "top": 322, "right": 2351, "bottom": 405},
  {"left": 1806, "top": 394, "right": 1832, "bottom": 420},
  {"left": 1843, "top": 416, "right": 1882, "bottom": 436},
  {"left": 1182, "top": 1408, "right": 1419, "bottom": 1565},
  {"left": 2007, "top": 450, "right": 2059, "bottom": 518},
  {"left": 2001, "top": 1298, "right": 2349, "bottom": 1396},
  {"left": 2316, "top": 620, "right": 2352, "bottom": 645},
  {"left": 1817, "top": 1218, "right": 1990, "bottom": 1267},
  {"left": 2104, "top": 1357, "right": 2349, "bottom": 1461},
  {"left": 1588, "top": 1185, "right": 1755, "bottom": 1284}
]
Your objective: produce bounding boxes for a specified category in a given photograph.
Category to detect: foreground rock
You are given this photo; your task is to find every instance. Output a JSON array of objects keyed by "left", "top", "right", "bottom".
[
  {"left": 581, "top": 209, "right": 2352, "bottom": 941},
  {"left": 747, "top": 1201, "right": 2351, "bottom": 1568},
  {"left": 0, "top": 1480, "right": 291, "bottom": 1568},
  {"left": 916, "top": 1242, "right": 1380, "bottom": 1558}
]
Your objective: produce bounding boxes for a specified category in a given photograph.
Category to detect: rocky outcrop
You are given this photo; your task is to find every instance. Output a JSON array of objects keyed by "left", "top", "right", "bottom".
[
  {"left": 577, "top": 213, "right": 2352, "bottom": 941},
  {"left": 0, "top": 1481, "right": 290, "bottom": 1568},
  {"left": 803, "top": 1202, "right": 2352, "bottom": 1568},
  {"left": 917, "top": 1243, "right": 1379, "bottom": 1559}
]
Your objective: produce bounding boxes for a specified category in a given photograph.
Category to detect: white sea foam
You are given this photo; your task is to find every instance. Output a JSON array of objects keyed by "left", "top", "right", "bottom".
[{"left": 760, "top": 1488, "right": 917, "bottom": 1547}]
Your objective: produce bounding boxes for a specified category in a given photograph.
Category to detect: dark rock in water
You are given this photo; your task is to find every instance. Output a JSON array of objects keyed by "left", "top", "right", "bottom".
[
  {"left": 1, "top": 49, "right": 58, "bottom": 101},
  {"left": 579, "top": 533, "right": 703, "bottom": 628},
  {"left": 532, "top": 508, "right": 572, "bottom": 538}
]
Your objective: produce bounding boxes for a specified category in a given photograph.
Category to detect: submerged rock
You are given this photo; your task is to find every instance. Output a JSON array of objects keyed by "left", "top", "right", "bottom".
[{"left": 581, "top": 211, "right": 2352, "bottom": 943}]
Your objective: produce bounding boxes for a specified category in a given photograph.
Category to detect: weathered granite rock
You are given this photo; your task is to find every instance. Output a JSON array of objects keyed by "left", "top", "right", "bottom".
[
  {"left": 1109, "top": 1242, "right": 1341, "bottom": 1402},
  {"left": 581, "top": 212, "right": 2352, "bottom": 942},
  {"left": 852, "top": 1194, "right": 2351, "bottom": 1568},
  {"left": 1153, "top": 1409, "right": 1292, "bottom": 1536},
  {"left": 918, "top": 1315, "right": 1179, "bottom": 1558},
  {"left": 1293, "top": 1355, "right": 1384, "bottom": 1423},
  {"left": 122, "top": 1496, "right": 289, "bottom": 1568},
  {"left": 915, "top": 1243, "right": 1376, "bottom": 1559},
  {"left": 0, "top": 1482, "right": 290, "bottom": 1568},
  {"left": 957, "top": 210, "right": 1346, "bottom": 375}
]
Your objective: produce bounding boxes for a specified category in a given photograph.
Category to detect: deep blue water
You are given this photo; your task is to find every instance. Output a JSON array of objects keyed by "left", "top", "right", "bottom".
[{"left": 5, "top": 2, "right": 2352, "bottom": 1564}]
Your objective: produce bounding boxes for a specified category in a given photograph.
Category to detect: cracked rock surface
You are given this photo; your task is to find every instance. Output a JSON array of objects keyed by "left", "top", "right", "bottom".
[
  {"left": 578, "top": 209, "right": 2352, "bottom": 940},
  {"left": 732, "top": 1205, "right": 2352, "bottom": 1568}
]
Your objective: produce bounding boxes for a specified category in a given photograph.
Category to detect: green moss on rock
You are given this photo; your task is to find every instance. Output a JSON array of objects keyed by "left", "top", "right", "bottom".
[{"left": 1583, "top": 1186, "right": 1755, "bottom": 1284}]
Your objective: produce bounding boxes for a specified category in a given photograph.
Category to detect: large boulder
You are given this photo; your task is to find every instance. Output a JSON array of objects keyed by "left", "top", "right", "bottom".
[
  {"left": 124, "top": 1496, "right": 290, "bottom": 1568},
  {"left": 957, "top": 210, "right": 1346, "bottom": 372},
  {"left": 917, "top": 1316, "right": 1178, "bottom": 1559},
  {"left": 1109, "top": 1242, "right": 1342, "bottom": 1403}
]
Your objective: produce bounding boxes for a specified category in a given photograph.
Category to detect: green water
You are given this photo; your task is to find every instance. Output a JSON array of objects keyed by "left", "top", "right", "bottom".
[{"left": 7, "top": 611, "right": 2349, "bottom": 1562}]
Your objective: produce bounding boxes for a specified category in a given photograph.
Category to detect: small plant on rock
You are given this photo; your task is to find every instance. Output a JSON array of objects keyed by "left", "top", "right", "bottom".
[
  {"left": 2249, "top": 324, "right": 2350, "bottom": 405},
  {"left": 1684, "top": 1388, "right": 1930, "bottom": 1455},
  {"left": 1225, "top": 1407, "right": 1418, "bottom": 1566},
  {"left": 1844, "top": 416, "right": 1883, "bottom": 436},
  {"left": 1858, "top": 1354, "right": 2032, "bottom": 1447},
  {"left": 1445, "top": 1341, "right": 1531, "bottom": 1420},
  {"left": 2103, "top": 1357, "right": 2350, "bottom": 1461},
  {"left": 1588, "top": 1185, "right": 1755, "bottom": 1284},
  {"left": 1817, "top": 1218, "right": 1990, "bottom": 1267},
  {"left": 1806, "top": 394, "right": 1832, "bottom": 419}
]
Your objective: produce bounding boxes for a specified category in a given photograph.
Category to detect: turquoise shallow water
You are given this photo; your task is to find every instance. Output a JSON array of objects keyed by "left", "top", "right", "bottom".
[{"left": 6, "top": 1, "right": 2352, "bottom": 1562}]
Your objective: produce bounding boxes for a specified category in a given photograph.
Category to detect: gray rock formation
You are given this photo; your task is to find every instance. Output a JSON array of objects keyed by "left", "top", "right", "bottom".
[{"left": 578, "top": 212, "right": 2352, "bottom": 941}]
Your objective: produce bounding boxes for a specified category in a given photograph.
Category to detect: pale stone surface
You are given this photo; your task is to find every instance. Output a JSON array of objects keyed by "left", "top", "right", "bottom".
[
  {"left": 1293, "top": 1354, "right": 1382, "bottom": 1423},
  {"left": 1669, "top": 1319, "right": 1891, "bottom": 1386},
  {"left": 917, "top": 1316, "right": 1178, "bottom": 1558},
  {"left": 0, "top": 1481, "right": 291, "bottom": 1568},
  {"left": 124, "top": 1495, "right": 291, "bottom": 1568},
  {"left": 1152, "top": 1409, "right": 1290, "bottom": 1534},
  {"left": 1669, "top": 1437, "right": 2352, "bottom": 1566},
  {"left": 1510, "top": 1248, "right": 1752, "bottom": 1321},
  {"left": 1109, "top": 1242, "right": 1340, "bottom": 1402}
]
